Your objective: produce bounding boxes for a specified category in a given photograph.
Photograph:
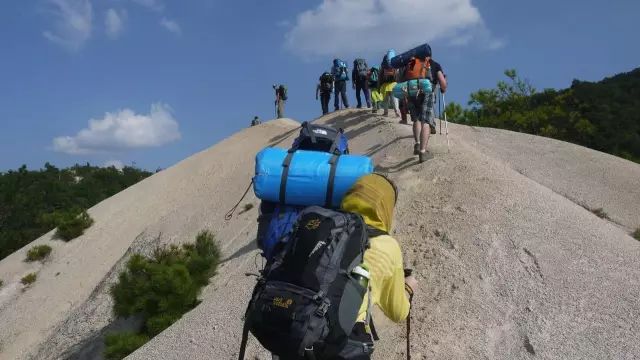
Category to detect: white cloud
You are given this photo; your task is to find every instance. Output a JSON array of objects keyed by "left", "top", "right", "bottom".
[
  {"left": 285, "top": 0, "right": 503, "bottom": 58},
  {"left": 103, "top": 160, "right": 125, "bottom": 170},
  {"left": 160, "top": 17, "right": 181, "bottom": 35},
  {"left": 53, "top": 103, "right": 181, "bottom": 155},
  {"left": 43, "top": 0, "right": 93, "bottom": 50},
  {"left": 105, "top": 8, "right": 126, "bottom": 39},
  {"left": 132, "top": 0, "right": 164, "bottom": 12}
]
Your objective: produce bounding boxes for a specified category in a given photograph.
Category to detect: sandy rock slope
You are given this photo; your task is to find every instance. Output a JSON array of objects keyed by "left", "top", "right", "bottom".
[{"left": 0, "top": 110, "right": 638, "bottom": 360}]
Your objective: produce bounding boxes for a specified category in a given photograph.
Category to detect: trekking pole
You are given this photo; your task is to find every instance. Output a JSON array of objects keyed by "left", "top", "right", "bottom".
[
  {"left": 438, "top": 88, "right": 442, "bottom": 135},
  {"left": 404, "top": 269, "right": 414, "bottom": 360},
  {"left": 442, "top": 93, "right": 450, "bottom": 152}
]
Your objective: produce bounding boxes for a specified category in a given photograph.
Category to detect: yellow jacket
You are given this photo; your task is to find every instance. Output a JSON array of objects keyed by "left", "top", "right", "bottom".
[{"left": 341, "top": 174, "right": 410, "bottom": 323}]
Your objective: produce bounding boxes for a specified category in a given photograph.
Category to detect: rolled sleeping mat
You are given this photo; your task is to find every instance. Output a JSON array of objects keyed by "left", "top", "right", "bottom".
[
  {"left": 392, "top": 79, "right": 433, "bottom": 99},
  {"left": 253, "top": 147, "right": 374, "bottom": 208},
  {"left": 390, "top": 43, "right": 432, "bottom": 69}
]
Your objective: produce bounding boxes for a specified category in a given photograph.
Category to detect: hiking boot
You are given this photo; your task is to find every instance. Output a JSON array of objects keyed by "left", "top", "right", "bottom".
[
  {"left": 419, "top": 151, "right": 427, "bottom": 163},
  {"left": 413, "top": 143, "right": 420, "bottom": 155}
]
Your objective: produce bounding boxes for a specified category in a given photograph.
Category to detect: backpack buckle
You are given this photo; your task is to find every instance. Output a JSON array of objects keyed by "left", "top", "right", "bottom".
[{"left": 315, "top": 299, "right": 330, "bottom": 317}]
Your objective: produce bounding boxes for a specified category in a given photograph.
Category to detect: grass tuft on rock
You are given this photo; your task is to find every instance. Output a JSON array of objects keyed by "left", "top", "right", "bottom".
[
  {"left": 26, "top": 244, "right": 52, "bottom": 262},
  {"left": 633, "top": 228, "right": 640, "bottom": 242},
  {"left": 21, "top": 273, "right": 37, "bottom": 286}
]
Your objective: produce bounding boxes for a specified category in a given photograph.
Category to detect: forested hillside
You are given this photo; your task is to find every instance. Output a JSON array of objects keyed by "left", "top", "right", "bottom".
[
  {"left": 0, "top": 163, "right": 152, "bottom": 260},
  {"left": 447, "top": 68, "right": 640, "bottom": 163}
]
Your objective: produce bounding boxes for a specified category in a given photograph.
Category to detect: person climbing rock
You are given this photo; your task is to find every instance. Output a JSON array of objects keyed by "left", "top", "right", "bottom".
[
  {"left": 274, "top": 84, "right": 287, "bottom": 118},
  {"left": 352, "top": 58, "right": 372, "bottom": 108},
  {"left": 317, "top": 72, "right": 334, "bottom": 115},
  {"left": 379, "top": 50, "right": 400, "bottom": 117},
  {"left": 331, "top": 59, "right": 350, "bottom": 110}
]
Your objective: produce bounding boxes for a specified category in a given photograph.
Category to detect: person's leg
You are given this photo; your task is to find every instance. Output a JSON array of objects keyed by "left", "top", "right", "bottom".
[
  {"left": 321, "top": 92, "right": 329, "bottom": 114},
  {"left": 364, "top": 86, "right": 372, "bottom": 108},
  {"left": 341, "top": 81, "right": 350, "bottom": 108},
  {"left": 393, "top": 97, "right": 400, "bottom": 116},
  {"left": 409, "top": 99, "right": 421, "bottom": 154},
  {"left": 334, "top": 83, "right": 340, "bottom": 110},
  {"left": 355, "top": 83, "right": 363, "bottom": 108},
  {"left": 277, "top": 99, "right": 284, "bottom": 118},
  {"left": 381, "top": 89, "right": 389, "bottom": 116}
]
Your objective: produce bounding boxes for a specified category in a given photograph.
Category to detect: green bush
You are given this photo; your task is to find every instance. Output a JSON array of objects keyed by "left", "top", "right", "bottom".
[
  {"left": 55, "top": 210, "right": 94, "bottom": 241},
  {"left": 21, "top": 273, "right": 37, "bottom": 286},
  {"left": 106, "top": 231, "right": 221, "bottom": 356},
  {"left": 26, "top": 244, "right": 52, "bottom": 262},
  {"left": 104, "top": 332, "right": 150, "bottom": 360},
  {"left": 633, "top": 228, "right": 640, "bottom": 241}
]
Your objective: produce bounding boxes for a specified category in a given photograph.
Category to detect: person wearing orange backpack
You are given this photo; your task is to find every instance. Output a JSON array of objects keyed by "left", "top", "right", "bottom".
[{"left": 400, "top": 49, "right": 447, "bottom": 162}]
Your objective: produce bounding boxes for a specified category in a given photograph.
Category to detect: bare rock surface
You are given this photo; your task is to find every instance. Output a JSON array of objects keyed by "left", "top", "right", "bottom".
[{"left": 0, "top": 111, "right": 638, "bottom": 360}]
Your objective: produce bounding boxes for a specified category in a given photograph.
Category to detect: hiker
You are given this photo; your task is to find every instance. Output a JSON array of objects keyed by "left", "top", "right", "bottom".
[
  {"left": 250, "top": 116, "right": 261, "bottom": 127},
  {"left": 379, "top": 50, "right": 400, "bottom": 117},
  {"left": 368, "top": 67, "right": 383, "bottom": 114},
  {"left": 352, "top": 58, "right": 371, "bottom": 108},
  {"left": 317, "top": 72, "right": 334, "bottom": 115},
  {"left": 274, "top": 84, "right": 287, "bottom": 118},
  {"left": 409, "top": 54, "right": 446, "bottom": 162},
  {"left": 339, "top": 173, "right": 417, "bottom": 359},
  {"left": 331, "top": 59, "right": 350, "bottom": 110}
]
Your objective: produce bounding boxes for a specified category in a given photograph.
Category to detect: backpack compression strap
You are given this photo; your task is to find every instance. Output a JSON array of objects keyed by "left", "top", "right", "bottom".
[
  {"left": 325, "top": 154, "right": 340, "bottom": 208},
  {"left": 280, "top": 151, "right": 295, "bottom": 204}
]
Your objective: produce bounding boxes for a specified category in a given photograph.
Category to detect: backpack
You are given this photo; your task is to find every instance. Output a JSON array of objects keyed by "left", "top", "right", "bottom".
[
  {"left": 368, "top": 67, "right": 379, "bottom": 88},
  {"left": 290, "top": 122, "right": 349, "bottom": 155},
  {"left": 332, "top": 59, "right": 349, "bottom": 81},
  {"left": 354, "top": 58, "right": 369, "bottom": 79},
  {"left": 256, "top": 122, "right": 350, "bottom": 261},
  {"left": 381, "top": 49, "right": 396, "bottom": 69},
  {"left": 381, "top": 67, "right": 396, "bottom": 83},
  {"left": 320, "top": 72, "right": 334, "bottom": 92},
  {"left": 278, "top": 85, "right": 288, "bottom": 101},
  {"left": 402, "top": 57, "right": 432, "bottom": 82},
  {"left": 241, "top": 206, "right": 371, "bottom": 359}
]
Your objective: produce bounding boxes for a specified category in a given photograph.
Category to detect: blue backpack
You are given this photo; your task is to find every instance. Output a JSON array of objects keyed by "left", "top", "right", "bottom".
[
  {"left": 332, "top": 59, "right": 349, "bottom": 81},
  {"left": 256, "top": 122, "right": 349, "bottom": 260}
]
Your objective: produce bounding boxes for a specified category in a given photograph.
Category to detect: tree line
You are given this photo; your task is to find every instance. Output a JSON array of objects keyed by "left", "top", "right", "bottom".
[
  {"left": 0, "top": 163, "right": 152, "bottom": 260},
  {"left": 446, "top": 67, "right": 640, "bottom": 163}
]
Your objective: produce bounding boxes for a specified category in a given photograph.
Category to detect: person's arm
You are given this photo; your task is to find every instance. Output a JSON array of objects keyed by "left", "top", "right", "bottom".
[
  {"left": 438, "top": 71, "right": 447, "bottom": 93},
  {"left": 369, "top": 237, "right": 410, "bottom": 323}
]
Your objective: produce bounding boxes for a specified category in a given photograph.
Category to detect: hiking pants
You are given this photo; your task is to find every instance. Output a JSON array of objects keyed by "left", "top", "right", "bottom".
[
  {"left": 381, "top": 91, "right": 399, "bottom": 114},
  {"left": 277, "top": 99, "right": 285, "bottom": 119},
  {"left": 334, "top": 80, "right": 349, "bottom": 110},
  {"left": 408, "top": 92, "right": 436, "bottom": 129},
  {"left": 320, "top": 91, "right": 331, "bottom": 115},
  {"left": 355, "top": 82, "right": 371, "bottom": 108}
]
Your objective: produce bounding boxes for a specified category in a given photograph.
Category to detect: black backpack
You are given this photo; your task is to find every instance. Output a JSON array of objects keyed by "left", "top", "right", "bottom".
[
  {"left": 354, "top": 58, "right": 369, "bottom": 79},
  {"left": 290, "top": 122, "right": 349, "bottom": 155},
  {"left": 320, "top": 72, "right": 334, "bottom": 92},
  {"left": 240, "top": 206, "right": 371, "bottom": 359}
]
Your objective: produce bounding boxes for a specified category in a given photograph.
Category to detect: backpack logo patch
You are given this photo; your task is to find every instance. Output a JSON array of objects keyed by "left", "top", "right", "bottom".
[
  {"left": 273, "top": 297, "right": 294, "bottom": 309},
  {"left": 305, "top": 218, "right": 322, "bottom": 230},
  {"left": 312, "top": 129, "right": 328, "bottom": 136}
]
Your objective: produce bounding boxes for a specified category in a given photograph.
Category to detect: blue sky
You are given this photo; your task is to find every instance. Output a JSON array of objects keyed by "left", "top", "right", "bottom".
[{"left": 1, "top": 0, "right": 638, "bottom": 171}]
